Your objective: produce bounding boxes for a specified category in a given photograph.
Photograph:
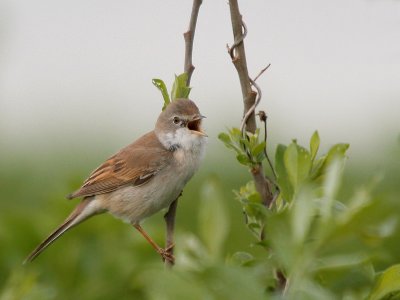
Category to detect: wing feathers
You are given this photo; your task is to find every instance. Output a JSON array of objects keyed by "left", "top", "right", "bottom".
[{"left": 68, "top": 131, "right": 171, "bottom": 199}]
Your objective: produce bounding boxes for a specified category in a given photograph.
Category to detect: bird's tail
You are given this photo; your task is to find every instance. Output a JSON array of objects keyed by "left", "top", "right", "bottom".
[{"left": 24, "top": 198, "right": 101, "bottom": 264}]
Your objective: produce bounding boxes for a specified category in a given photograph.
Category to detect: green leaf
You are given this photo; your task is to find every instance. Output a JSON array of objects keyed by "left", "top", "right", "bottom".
[
  {"left": 239, "top": 137, "right": 250, "bottom": 151},
  {"left": 310, "top": 130, "right": 320, "bottom": 162},
  {"left": 236, "top": 154, "right": 250, "bottom": 166},
  {"left": 152, "top": 78, "right": 170, "bottom": 110},
  {"left": 251, "top": 142, "right": 266, "bottom": 162},
  {"left": 296, "top": 145, "right": 312, "bottom": 184},
  {"left": 310, "top": 156, "right": 326, "bottom": 179},
  {"left": 230, "top": 252, "right": 255, "bottom": 266},
  {"left": 275, "top": 144, "right": 294, "bottom": 202},
  {"left": 198, "top": 178, "right": 229, "bottom": 259},
  {"left": 230, "top": 127, "right": 242, "bottom": 139},
  {"left": 311, "top": 253, "right": 369, "bottom": 272},
  {"left": 265, "top": 208, "right": 297, "bottom": 270},
  {"left": 244, "top": 202, "right": 267, "bottom": 220},
  {"left": 284, "top": 142, "right": 312, "bottom": 193},
  {"left": 311, "top": 143, "right": 349, "bottom": 180},
  {"left": 247, "top": 192, "right": 262, "bottom": 203},
  {"left": 284, "top": 142, "right": 299, "bottom": 189},
  {"left": 219, "top": 129, "right": 250, "bottom": 158},
  {"left": 291, "top": 187, "right": 317, "bottom": 244},
  {"left": 368, "top": 264, "right": 400, "bottom": 300},
  {"left": 171, "top": 73, "right": 191, "bottom": 100},
  {"left": 321, "top": 158, "right": 345, "bottom": 221},
  {"left": 218, "top": 132, "right": 231, "bottom": 145},
  {"left": 325, "top": 143, "right": 349, "bottom": 165},
  {"left": 283, "top": 143, "right": 298, "bottom": 190}
]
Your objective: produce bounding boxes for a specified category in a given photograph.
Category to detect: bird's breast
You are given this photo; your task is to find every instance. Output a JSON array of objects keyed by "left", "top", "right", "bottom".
[
  {"left": 101, "top": 143, "right": 206, "bottom": 224},
  {"left": 173, "top": 141, "right": 205, "bottom": 181}
]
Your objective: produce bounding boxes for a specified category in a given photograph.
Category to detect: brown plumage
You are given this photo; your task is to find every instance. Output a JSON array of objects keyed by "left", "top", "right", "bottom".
[
  {"left": 24, "top": 99, "right": 207, "bottom": 264},
  {"left": 67, "top": 131, "right": 173, "bottom": 199}
]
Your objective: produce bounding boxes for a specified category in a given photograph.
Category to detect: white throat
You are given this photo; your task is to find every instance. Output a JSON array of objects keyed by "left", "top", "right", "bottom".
[{"left": 158, "top": 128, "right": 207, "bottom": 153}]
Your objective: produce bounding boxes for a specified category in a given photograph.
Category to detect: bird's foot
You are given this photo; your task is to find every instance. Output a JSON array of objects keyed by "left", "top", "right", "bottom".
[{"left": 158, "top": 243, "right": 175, "bottom": 264}]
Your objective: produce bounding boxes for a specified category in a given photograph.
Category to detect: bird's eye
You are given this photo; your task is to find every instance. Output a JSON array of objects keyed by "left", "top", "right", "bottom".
[{"left": 173, "top": 117, "right": 180, "bottom": 124}]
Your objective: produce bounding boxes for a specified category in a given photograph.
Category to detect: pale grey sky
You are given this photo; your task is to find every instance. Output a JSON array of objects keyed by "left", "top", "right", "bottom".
[{"left": 1, "top": 0, "right": 399, "bottom": 160}]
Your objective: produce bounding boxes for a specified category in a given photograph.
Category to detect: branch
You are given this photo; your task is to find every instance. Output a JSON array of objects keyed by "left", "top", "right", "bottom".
[
  {"left": 253, "top": 63, "right": 271, "bottom": 83},
  {"left": 164, "top": 0, "right": 203, "bottom": 268},
  {"left": 240, "top": 64, "right": 270, "bottom": 133},
  {"left": 226, "top": 1, "right": 286, "bottom": 290},
  {"left": 184, "top": 0, "right": 203, "bottom": 86},
  {"left": 227, "top": 1, "right": 256, "bottom": 133},
  {"left": 227, "top": 0, "right": 274, "bottom": 207},
  {"left": 164, "top": 199, "right": 178, "bottom": 268}
]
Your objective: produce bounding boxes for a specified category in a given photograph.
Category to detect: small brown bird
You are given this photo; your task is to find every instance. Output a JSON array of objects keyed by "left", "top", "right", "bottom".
[{"left": 25, "top": 99, "right": 207, "bottom": 263}]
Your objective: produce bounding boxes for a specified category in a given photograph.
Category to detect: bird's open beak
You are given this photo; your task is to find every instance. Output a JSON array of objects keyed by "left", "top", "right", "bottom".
[{"left": 188, "top": 115, "right": 207, "bottom": 137}]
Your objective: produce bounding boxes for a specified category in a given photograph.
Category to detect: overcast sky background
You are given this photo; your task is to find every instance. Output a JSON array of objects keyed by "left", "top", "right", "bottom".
[{"left": 1, "top": 0, "right": 399, "bottom": 163}]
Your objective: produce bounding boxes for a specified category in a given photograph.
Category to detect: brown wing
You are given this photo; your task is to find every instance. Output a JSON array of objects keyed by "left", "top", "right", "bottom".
[{"left": 67, "top": 131, "right": 171, "bottom": 199}]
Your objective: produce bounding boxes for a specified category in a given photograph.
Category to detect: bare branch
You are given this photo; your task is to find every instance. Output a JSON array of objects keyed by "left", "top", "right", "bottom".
[
  {"left": 165, "top": 0, "right": 203, "bottom": 268},
  {"left": 253, "top": 63, "right": 271, "bottom": 82},
  {"left": 164, "top": 199, "right": 178, "bottom": 268},
  {"left": 184, "top": 0, "right": 203, "bottom": 86},
  {"left": 227, "top": 1, "right": 256, "bottom": 133}
]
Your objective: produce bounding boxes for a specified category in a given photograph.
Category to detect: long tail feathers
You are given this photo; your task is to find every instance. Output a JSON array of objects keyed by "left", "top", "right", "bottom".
[{"left": 24, "top": 199, "right": 97, "bottom": 264}]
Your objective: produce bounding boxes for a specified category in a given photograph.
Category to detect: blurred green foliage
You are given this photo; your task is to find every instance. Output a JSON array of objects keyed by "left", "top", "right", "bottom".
[{"left": 1, "top": 132, "right": 400, "bottom": 299}]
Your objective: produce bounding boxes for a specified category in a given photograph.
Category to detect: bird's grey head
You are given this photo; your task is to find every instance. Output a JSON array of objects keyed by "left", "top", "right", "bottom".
[{"left": 155, "top": 99, "right": 207, "bottom": 151}]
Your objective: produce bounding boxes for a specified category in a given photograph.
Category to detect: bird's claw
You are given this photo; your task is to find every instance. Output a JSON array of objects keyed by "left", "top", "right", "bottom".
[{"left": 158, "top": 243, "right": 175, "bottom": 264}]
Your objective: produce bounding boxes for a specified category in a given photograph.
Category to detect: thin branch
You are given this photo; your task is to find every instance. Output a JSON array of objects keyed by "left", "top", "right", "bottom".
[
  {"left": 184, "top": 0, "right": 203, "bottom": 86},
  {"left": 253, "top": 63, "right": 271, "bottom": 82},
  {"left": 239, "top": 64, "right": 270, "bottom": 133},
  {"left": 258, "top": 111, "right": 277, "bottom": 180},
  {"left": 164, "top": 0, "right": 203, "bottom": 268},
  {"left": 164, "top": 199, "right": 178, "bottom": 268}
]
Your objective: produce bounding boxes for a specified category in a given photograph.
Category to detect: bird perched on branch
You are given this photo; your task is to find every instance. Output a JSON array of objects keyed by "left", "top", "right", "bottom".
[{"left": 25, "top": 99, "right": 207, "bottom": 264}]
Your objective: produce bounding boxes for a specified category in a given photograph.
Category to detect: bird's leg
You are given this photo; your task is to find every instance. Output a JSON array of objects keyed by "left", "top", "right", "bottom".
[{"left": 132, "top": 223, "right": 175, "bottom": 264}]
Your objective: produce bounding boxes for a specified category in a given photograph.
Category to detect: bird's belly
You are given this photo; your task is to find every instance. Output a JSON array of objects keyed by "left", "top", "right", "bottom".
[{"left": 99, "top": 167, "right": 191, "bottom": 224}]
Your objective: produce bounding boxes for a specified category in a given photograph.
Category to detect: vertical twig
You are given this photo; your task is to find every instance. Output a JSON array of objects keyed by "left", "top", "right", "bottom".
[
  {"left": 164, "top": 0, "right": 203, "bottom": 268},
  {"left": 227, "top": 0, "right": 274, "bottom": 207},
  {"left": 184, "top": 0, "right": 203, "bottom": 86},
  {"left": 164, "top": 199, "right": 178, "bottom": 268},
  {"left": 228, "top": 1, "right": 257, "bottom": 133}
]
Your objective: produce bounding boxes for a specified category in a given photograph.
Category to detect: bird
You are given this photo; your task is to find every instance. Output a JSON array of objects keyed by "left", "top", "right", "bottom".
[{"left": 25, "top": 99, "right": 207, "bottom": 264}]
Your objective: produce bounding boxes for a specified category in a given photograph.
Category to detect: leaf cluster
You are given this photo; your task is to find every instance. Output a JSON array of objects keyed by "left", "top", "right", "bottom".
[
  {"left": 275, "top": 131, "right": 349, "bottom": 204},
  {"left": 152, "top": 73, "right": 191, "bottom": 110},
  {"left": 218, "top": 128, "right": 266, "bottom": 168},
  {"left": 216, "top": 130, "right": 400, "bottom": 299}
]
